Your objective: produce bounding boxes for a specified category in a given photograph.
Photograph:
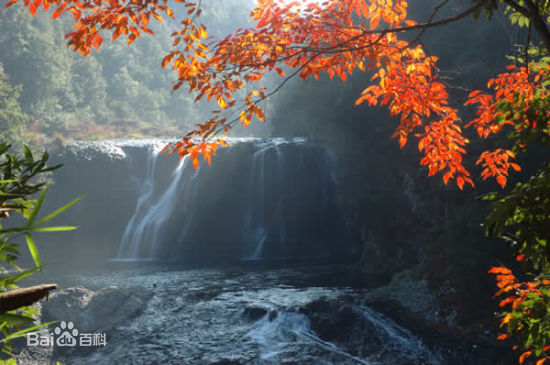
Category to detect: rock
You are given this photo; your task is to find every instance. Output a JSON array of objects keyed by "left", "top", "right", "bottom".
[
  {"left": 364, "top": 268, "right": 444, "bottom": 326},
  {"left": 16, "top": 337, "right": 54, "bottom": 365},
  {"left": 209, "top": 359, "right": 242, "bottom": 365},
  {"left": 42, "top": 286, "right": 149, "bottom": 333},
  {"left": 242, "top": 306, "right": 268, "bottom": 321},
  {"left": 302, "top": 300, "right": 381, "bottom": 359}
]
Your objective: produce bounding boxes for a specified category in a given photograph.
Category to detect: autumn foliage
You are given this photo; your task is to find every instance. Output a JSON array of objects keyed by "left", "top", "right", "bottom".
[
  {"left": 7, "top": 0, "right": 538, "bottom": 188},
  {"left": 466, "top": 64, "right": 550, "bottom": 187},
  {"left": 490, "top": 266, "right": 550, "bottom": 365}
]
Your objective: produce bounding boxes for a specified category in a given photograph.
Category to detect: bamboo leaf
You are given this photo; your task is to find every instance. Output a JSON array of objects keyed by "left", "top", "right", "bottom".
[
  {"left": 1, "top": 321, "right": 55, "bottom": 343},
  {"left": 23, "top": 146, "right": 33, "bottom": 165},
  {"left": 33, "top": 195, "right": 84, "bottom": 227},
  {"left": 0, "top": 313, "right": 34, "bottom": 323},
  {"left": 26, "top": 186, "right": 48, "bottom": 229},
  {"left": 32, "top": 226, "right": 77, "bottom": 232},
  {"left": 24, "top": 234, "right": 40, "bottom": 268}
]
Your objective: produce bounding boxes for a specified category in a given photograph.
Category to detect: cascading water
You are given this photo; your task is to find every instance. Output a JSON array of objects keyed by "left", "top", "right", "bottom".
[
  {"left": 116, "top": 153, "right": 201, "bottom": 260},
  {"left": 45, "top": 138, "right": 350, "bottom": 264}
]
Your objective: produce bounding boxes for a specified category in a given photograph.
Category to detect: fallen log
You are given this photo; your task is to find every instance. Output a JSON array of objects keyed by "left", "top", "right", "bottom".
[{"left": 0, "top": 284, "right": 57, "bottom": 314}]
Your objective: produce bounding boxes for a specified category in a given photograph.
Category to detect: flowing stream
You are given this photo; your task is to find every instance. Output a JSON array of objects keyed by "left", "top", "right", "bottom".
[
  {"left": 32, "top": 264, "right": 443, "bottom": 365},
  {"left": 30, "top": 138, "right": 453, "bottom": 364}
]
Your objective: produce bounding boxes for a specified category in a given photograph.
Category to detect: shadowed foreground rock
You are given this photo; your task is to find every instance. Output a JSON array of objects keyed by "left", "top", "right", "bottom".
[
  {"left": 17, "top": 286, "right": 150, "bottom": 364},
  {"left": 42, "top": 286, "right": 149, "bottom": 333}
]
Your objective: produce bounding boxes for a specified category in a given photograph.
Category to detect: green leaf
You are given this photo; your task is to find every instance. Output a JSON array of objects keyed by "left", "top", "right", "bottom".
[
  {"left": 24, "top": 234, "right": 40, "bottom": 268},
  {"left": 26, "top": 186, "right": 48, "bottom": 229},
  {"left": 0, "top": 227, "right": 25, "bottom": 235},
  {"left": 6, "top": 267, "right": 38, "bottom": 285},
  {"left": 23, "top": 146, "right": 33, "bottom": 166},
  {"left": 0, "top": 321, "right": 55, "bottom": 343},
  {"left": 0, "top": 313, "right": 34, "bottom": 323},
  {"left": 38, "top": 164, "right": 62, "bottom": 173},
  {"left": 32, "top": 226, "right": 77, "bottom": 232},
  {"left": 33, "top": 195, "right": 84, "bottom": 227}
]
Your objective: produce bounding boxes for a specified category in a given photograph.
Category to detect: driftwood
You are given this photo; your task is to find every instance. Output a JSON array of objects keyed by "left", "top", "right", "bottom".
[{"left": 0, "top": 284, "right": 57, "bottom": 314}]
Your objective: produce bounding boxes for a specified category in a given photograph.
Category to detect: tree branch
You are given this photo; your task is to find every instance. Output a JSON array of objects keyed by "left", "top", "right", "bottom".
[
  {"left": 0, "top": 284, "right": 57, "bottom": 314},
  {"left": 523, "top": 0, "right": 550, "bottom": 52},
  {"left": 502, "top": 0, "right": 530, "bottom": 17}
]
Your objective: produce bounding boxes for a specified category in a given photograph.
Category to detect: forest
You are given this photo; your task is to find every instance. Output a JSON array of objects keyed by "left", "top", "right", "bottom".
[{"left": 0, "top": 0, "right": 549, "bottom": 364}]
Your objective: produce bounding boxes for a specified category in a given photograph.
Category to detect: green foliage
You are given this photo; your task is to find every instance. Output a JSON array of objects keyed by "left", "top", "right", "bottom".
[
  {"left": 480, "top": 48, "right": 550, "bottom": 361},
  {"left": 482, "top": 164, "right": 550, "bottom": 271},
  {"left": 501, "top": 280, "right": 550, "bottom": 362},
  {"left": 0, "top": 142, "right": 80, "bottom": 359},
  {"left": 0, "top": 0, "right": 257, "bottom": 142},
  {"left": 0, "top": 67, "right": 28, "bottom": 144}
]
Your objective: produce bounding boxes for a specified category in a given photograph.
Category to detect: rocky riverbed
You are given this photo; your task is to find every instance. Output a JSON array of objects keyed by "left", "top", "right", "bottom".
[{"left": 16, "top": 263, "right": 513, "bottom": 364}]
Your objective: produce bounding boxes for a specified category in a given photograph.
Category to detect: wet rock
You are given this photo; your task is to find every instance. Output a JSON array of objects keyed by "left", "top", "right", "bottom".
[
  {"left": 364, "top": 268, "right": 444, "bottom": 326},
  {"left": 242, "top": 306, "right": 268, "bottom": 321},
  {"left": 16, "top": 341, "right": 54, "bottom": 365},
  {"left": 42, "top": 286, "right": 149, "bottom": 333},
  {"left": 301, "top": 300, "right": 383, "bottom": 359},
  {"left": 209, "top": 359, "right": 242, "bottom": 365}
]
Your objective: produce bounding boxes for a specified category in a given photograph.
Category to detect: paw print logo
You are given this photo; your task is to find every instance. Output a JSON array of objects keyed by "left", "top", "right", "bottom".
[{"left": 54, "top": 321, "right": 78, "bottom": 347}]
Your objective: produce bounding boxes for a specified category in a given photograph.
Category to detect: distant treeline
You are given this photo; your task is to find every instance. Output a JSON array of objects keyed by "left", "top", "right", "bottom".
[{"left": 0, "top": 0, "right": 253, "bottom": 144}]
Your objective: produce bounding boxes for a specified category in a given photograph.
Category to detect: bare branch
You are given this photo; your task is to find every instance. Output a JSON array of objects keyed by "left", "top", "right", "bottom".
[{"left": 0, "top": 284, "right": 57, "bottom": 314}]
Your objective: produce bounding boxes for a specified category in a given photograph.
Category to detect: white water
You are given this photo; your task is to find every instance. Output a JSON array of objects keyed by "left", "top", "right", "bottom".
[
  {"left": 116, "top": 151, "right": 202, "bottom": 259},
  {"left": 247, "top": 312, "right": 372, "bottom": 364},
  {"left": 108, "top": 137, "right": 343, "bottom": 262},
  {"left": 243, "top": 142, "right": 287, "bottom": 260}
]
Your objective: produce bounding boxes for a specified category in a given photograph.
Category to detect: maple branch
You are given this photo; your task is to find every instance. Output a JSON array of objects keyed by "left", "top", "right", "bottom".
[
  {"left": 337, "top": 1, "right": 485, "bottom": 44},
  {"left": 218, "top": 1, "right": 482, "bottom": 70},
  {"left": 211, "top": 55, "right": 319, "bottom": 136},
  {"left": 283, "top": 2, "right": 482, "bottom": 56}
]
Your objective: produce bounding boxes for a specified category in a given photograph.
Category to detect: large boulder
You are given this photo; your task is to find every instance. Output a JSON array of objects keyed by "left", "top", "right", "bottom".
[{"left": 42, "top": 286, "right": 148, "bottom": 333}]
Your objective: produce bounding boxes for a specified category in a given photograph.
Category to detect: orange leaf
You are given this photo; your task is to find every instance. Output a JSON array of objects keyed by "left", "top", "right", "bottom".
[
  {"left": 29, "top": 1, "right": 37, "bottom": 15},
  {"left": 519, "top": 351, "right": 532, "bottom": 364},
  {"left": 399, "top": 135, "right": 407, "bottom": 149},
  {"left": 457, "top": 177, "right": 465, "bottom": 190},
  {"left": 489, "top": 267, "right": 512, "bottom": 275},
  {"left": 496, "top": 175, "right": 507, "bottom": 188},
  {"left": 274, "top": 67, "right": 285, "bottom": 77},
  {"left": 52, "top": 3, "right": 66, "bottom": 19},
  {"left": 192, "top": 157, "right": 199, "bottom": 169},
  {"left": 516, "top": 254, "right": 526, "bottom": 262}
]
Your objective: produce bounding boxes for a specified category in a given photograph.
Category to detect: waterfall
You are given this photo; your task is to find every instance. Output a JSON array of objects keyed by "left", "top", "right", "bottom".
[
  {"left": 116, "top": 150, "right": 202, "bottom": 260},
  {"left": 47, "top": 138, "right": 352, "bottom": 264},
  {"left": 116, "top": 148, "right": 159, "bottom": 260},
  {"left": 243, "top": 140, "right": 288, "bottom": 260}
]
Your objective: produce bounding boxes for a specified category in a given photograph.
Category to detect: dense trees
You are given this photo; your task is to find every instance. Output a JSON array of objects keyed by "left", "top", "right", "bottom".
[
  {"left": 0, "top": 68, "right": 28, "bottom": 143},
  {"left": 0, "top": 0, "right": 256, "bottom": 143}
]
